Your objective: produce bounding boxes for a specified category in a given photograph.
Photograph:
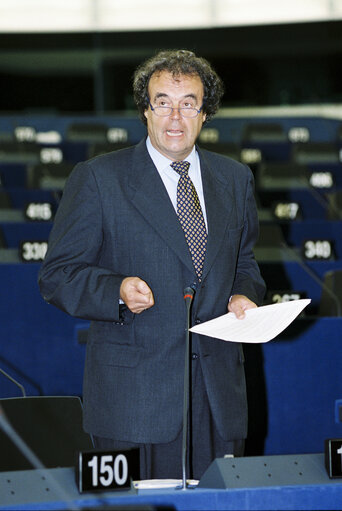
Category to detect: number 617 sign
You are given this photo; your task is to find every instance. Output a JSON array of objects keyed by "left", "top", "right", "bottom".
[{"left": 77, "top": 449, "right": 140, "bottom": 493}]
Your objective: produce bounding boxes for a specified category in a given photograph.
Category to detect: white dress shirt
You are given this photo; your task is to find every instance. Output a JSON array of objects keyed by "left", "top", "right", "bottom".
[{"left": 146, "top": 137, "right": 208, "bottom": 229}]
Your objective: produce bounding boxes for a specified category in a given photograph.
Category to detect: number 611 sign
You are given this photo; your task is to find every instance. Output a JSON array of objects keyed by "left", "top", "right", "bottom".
[{"left": 77, "top": 449, "right": 140, "bottom": 493}]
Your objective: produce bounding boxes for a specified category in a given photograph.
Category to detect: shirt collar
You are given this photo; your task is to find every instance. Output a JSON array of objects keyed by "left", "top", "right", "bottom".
[{"left": 146, "top": 136, "right": 197, "bottom": 174}]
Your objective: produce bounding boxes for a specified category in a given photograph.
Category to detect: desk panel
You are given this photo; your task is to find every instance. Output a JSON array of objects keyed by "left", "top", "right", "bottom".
[{"left": 0, "top": 454, "right": 341, "bottom": 510}]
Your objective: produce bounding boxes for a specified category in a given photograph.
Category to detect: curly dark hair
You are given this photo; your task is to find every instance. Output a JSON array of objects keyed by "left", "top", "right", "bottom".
[{"left": 133, "top": 49, "right": 224, "bottom": 125}]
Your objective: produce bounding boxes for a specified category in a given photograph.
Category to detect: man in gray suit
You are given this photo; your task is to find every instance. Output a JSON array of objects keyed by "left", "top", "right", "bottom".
[{"left": 38, "top": 49, "right": 265, "bottom": 480}]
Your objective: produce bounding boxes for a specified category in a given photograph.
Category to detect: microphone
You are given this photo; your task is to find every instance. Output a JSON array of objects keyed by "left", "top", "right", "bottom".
[
  {"left": 0, "top": 405, "right": 80, "bottom": 510},
  {"left": 0, "top": 367, "right": 26, "bottom": 397},
  {"left": 280, "top": 241, "right": 341, "bottom": 316},
  {"left": 179, "top": 286, "right": 195, "bottom": 490},
  {"left": 183, "top": 286, "right": 195, "bottom": 303}
]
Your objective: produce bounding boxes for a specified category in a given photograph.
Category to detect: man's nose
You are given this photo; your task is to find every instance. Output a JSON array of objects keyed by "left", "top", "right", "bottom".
[{"left": 170, "top": 107, "right": 181, "bottom": 120}]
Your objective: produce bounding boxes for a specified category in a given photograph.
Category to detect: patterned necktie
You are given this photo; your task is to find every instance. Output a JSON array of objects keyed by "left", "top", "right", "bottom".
[{"left": 171, "top": 160, "right": 208, "bottom": 281}]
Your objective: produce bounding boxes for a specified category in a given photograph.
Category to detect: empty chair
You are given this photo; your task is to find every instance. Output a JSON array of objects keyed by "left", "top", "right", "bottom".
[
  {"left": 0, "top": 226, "right": 7, "bottom": 248},
  {"left": 257, "top": 223, "right": 286, "bottom": 247},
  {"left": 26, "top": 163, "right": 74, "bottom": 190},
  {"left": 337, "top": 124, "right": 342, "bottom": 141},
  {"left": 0, "top": 191, "right": 24, "bottom": 222},
  {"left": 88, "top": 141, "right": 131, "bottom": 159},
  {"left": 0, "top": 141, "right": 40, "bottom": 164},
  {"left": 0, "top": 191, "right": 12, "bottom": 209},
  {"left": 198, "top": 142, "right": 241, "bottom": 161},
  {"left": 0, "top": 163, "right": 27, "bottom": 188},
  {"left": 0, "top": 396, "right": 93, "bottom": 471},
  {"left": 0, "top": 226, "right": 21, "bottom": 262},
  {"left": 255, "top": 192, "right": 274, "bottom": 222},
  {"left": 66, "top": 122, "right": 108, "bottom": 143},
  {"left": 254, "top": 223, "right": 297, "bottom": 262},
  {"left": 257, "top": 163, "right": 309, "bottom": 190},
  {"left": 292, "top": 142, "right": 340, "bottom": 165},
  {"left": 242, "top": 123, "right": 287, "bottom": 143},
  {"left": 318, "top": 269, "right": 342, "bottom": 317}
]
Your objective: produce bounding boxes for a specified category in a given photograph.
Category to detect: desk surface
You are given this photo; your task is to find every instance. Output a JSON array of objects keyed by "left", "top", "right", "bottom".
[{"left": 0, "top": 454, "right": 341, "bottom": 511}]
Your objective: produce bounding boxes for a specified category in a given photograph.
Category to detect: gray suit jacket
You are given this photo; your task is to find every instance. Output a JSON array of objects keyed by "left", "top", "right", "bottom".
[{"left": 38, "top": 138, "right": 265, "bottom": 444}]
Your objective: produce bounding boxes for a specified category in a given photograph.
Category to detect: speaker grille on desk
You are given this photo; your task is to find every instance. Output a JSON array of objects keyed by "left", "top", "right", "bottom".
[{"left": 198, "top": 453, "right": 330, "bottom": 489}]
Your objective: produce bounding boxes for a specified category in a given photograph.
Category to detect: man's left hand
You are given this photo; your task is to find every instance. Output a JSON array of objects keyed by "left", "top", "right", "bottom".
[{"left": 228, "top": 294, "right": 257, "bottom": 319}]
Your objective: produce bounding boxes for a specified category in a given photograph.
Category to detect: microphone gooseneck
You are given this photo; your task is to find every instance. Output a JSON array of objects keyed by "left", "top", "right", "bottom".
[{"left": 179, "top": 286, "right": 195, "bottom": 490}]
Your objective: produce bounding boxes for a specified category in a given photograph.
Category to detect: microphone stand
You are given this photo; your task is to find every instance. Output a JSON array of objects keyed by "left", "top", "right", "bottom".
[{"left": 179, "top": 286, "right": 195, "bottom": 490}]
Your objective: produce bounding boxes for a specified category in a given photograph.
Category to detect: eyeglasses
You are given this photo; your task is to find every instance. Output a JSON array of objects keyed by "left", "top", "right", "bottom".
[{"left": 149, "top": 102, "right": 203, "bottom": 118}]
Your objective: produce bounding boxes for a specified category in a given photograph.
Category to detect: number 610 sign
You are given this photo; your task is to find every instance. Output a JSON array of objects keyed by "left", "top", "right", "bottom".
[{"left": 77, "top": 449, "right": 140, "bottom": 493}]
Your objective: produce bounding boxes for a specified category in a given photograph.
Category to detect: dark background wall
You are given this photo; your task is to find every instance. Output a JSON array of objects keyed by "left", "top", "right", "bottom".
[
  {"left": 0, "top": 18, "right": 341, "bottom": 459},
  {"left": 0, "top": 20, "right": 341, "bottom": 113}
]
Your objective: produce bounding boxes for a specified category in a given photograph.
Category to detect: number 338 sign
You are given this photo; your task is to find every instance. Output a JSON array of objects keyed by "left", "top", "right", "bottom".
[{"left": 77, "top": 449, "right": 140, "bottom": 493}]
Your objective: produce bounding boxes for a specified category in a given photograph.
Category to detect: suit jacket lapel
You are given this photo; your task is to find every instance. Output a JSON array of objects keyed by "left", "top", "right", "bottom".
[
  {"left": 126, "top": 140, "right": 234, "bottom": 280},
  {"left": 199, "top": 148, "right": 234, "bottom": 280},
  {"left": 127, "top": 140, "right": 194, "bottom": 274}
]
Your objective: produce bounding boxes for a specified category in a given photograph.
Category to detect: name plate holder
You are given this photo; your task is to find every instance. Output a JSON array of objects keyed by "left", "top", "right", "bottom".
[
  {"left": 76, "top": 448, "right": 139, "bottom": 493},
  {"left": 325, "top": 439, "right": 342, "bottom": 478}
]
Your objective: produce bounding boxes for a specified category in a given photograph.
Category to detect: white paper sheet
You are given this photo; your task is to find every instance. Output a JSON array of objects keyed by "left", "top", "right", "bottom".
[
  {"left": 189, "top": 298, "right": 311, "bottom": 343},
  {"left": 133, "top": 479, "right": 199, "bottom": 489}
]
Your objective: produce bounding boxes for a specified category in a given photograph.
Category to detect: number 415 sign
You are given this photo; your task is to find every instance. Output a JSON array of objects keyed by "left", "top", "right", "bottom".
[{"left": 77, "top": 449, "right": 140, "bottom": 493}]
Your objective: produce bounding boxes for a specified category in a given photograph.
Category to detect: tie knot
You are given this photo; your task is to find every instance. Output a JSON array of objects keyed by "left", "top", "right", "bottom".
[{"left": 171, "top": 160, "right": 190, "bottom": 177}]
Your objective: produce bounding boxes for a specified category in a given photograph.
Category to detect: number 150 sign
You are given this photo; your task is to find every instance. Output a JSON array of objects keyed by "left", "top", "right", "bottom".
[{"left": 77, "top": 449, "right": 140, "bottom": 493}]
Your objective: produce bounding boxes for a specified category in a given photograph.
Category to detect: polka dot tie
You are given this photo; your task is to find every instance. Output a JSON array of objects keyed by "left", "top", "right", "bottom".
[{"left": 171, "top": 160, "right": 207, "bottom": 281}]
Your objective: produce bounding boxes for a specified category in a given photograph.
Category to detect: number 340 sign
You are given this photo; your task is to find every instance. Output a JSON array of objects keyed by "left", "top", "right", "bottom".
[{"left": 77, "top": 449, "right": 140, "bottom": 493}]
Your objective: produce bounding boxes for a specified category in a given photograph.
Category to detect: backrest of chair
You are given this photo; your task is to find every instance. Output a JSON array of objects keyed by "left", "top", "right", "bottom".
[
  {"left": 198, "top": 142, "right": 241, "bottom": 161},
  {"left": 26, "top": 163, "right": 74, "bottom": 190},
  {"left": 0, "top": 396, "right": 93, "bottom": 471},
  {"left": 242, "top": 122, "right": 287, "bottom": 143},
  {"left": 257, "top": 163, "right": 309, "bottom": 190},
  {"left": 291, "top": 142, "right": 340, "bottom": 165},
  {"left": 87, "top": 141, "right": 131, "bottom": 159},
  {"left": 0, "top": 191, "right": 12, "bottom": 209},
  {"left": 318, "top": 269, "right": 342, "bottom": 316},
  {"left": 66, "top": 122, "right": 108, "bottom": 143},
  {"left": 256, "top": 223, "right": 285, "bottom": 248}
]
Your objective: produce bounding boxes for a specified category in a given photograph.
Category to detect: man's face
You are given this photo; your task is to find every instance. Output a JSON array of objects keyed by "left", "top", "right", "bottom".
[{"left": 144, "top": 70, "right": 206, "bottom": 161}]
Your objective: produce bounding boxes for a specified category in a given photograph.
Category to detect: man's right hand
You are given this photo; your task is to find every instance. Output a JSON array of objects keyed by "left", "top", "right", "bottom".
[{"left": 120, "top": 277, "right": 154, "bottom": 314}]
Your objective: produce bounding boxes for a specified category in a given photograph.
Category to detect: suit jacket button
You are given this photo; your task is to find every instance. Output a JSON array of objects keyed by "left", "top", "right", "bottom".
[
  {"left": 192, "top": 353, "right": 199, "bottom": 360},
  {"left": 195, "top": 318, "right": 201, "bottom": 324}
]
